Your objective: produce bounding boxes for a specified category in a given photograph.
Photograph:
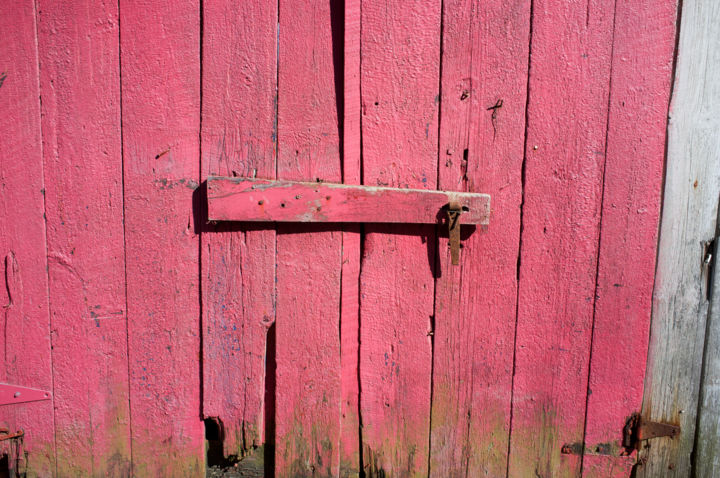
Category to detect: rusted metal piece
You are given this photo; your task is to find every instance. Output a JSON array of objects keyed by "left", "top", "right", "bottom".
[
  {"left": 447, "top": 201, "right": 462, "bottom": 265},
  {"left": 560, "top": 442, "right": 584, "bottom": 455},
  {"left": 0, "top": 383, "right": 51, "bottom": 406},
  {"left": 622, "top": 412, "right": 680, "bottom": 450},
  {"left": 0, "top": 428, "right": 24, "bottom": 441},
  {"left": 560, "top": 441, "right": 614, "bottom": 456},
  {"left": 637, "top": 419, "right": 680, "bottom": 441},
  {"left": 561, "top": 414, "right": 681, "bottom": 456},
  {"left": 622, "top": 413, "right": 641, "bottom": 450}
]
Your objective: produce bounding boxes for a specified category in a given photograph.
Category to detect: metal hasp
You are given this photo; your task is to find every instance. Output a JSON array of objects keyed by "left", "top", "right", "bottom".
[
  {"left": 623, "top": 413, "right": 680, "bottom": 450},
  {"left": 447, "top": 201, "right": 462, "bottom": 265},
  {"left": 0, "top": 383, "right": 52, "bottom": 406}
]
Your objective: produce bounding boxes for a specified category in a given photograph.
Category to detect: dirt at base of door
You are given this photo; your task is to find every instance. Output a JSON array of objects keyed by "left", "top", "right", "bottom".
[{"left": 207, "top": 461, "right": 264, "bottom": 478}]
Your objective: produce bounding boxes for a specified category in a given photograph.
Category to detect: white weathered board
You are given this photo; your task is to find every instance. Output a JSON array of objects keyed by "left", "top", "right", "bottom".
[{"left": 638, "top": 0, "right": 720, "bottom": 476}]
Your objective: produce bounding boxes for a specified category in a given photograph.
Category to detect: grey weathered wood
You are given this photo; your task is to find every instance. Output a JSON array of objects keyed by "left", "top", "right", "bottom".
[
  {"left": 637, "top": 0, "right": 720, "bottom": 476},
  {"left": 697, "top": 223, "right": 720, "bottom": 477}
]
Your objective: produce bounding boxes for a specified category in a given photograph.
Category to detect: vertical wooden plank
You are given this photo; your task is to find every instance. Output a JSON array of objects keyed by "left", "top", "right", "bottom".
[
  {"left": 340, "top": 0, "right": 362, "bottom": 474},
  {"left": 429, "top": 0, "right": 529, "bottom": 476},
  {"left": 36, "top": 1, "right": 131, "bottom": 475},
  {"left": 275, "top": 0, "right": 343, "bottom": 475},
  {"left": 696, "top": 224, "right": 720, "bottom": 477},
  {"left": 508, "top": 0, "right": 615, "bottom": 476},
  {"left": 637, "top": 0, "right": 720, "bottom": 476},
  {"left": 580, "top": 0, "right": 677, "bottom": 474},
  {"left": 359, "top": 0, "right": 440, "bottom": 475},
  {"left": 120, "top": 0, "right": 204, "bottom": 475},
  {"left": 0, "top": 2, "right": 55, "bottom": 475},
  {"left": 201, "top": 0, "right": 277, "bottom": 460}
]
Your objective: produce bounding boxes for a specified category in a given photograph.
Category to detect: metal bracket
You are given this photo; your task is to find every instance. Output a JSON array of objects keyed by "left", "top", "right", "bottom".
[
  {"left": 560, "top": 413, "right": 680, "bottom": 456},
  {"left": 0, "top": 428, "right": 23, "bottom": 441},
  {"left": 0, "top": 383, "right": 51, "bottom": 406},
  {"left": 447, "top": 201, "right": 462, "bottom": 265},
  {"left": 623, "top": 413, "right": 680, "bottom": 450}
]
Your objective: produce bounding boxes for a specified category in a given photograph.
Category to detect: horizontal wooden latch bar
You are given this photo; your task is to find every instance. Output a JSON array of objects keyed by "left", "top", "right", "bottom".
[{"left": 206, "top": 177, "right": 491, "bottom": 225}]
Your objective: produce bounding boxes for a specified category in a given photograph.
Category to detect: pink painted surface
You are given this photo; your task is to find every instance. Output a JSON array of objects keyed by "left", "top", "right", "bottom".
[
  {"left": 359, "top": 0, "right": 440, "bottom": 474},
  {"left": 0, "top": 1, "right": 680, "bottom": 475},
  {"left": 0, "top": 385, "right": 50, "bottom": 406},
  {"left": 201, "top": 0, "right": 277, "bottom": 458},
  {"left": 508, "top": 0, "right": 615, "bottom": 476},
  {"left": 274, "top": 0, "right": 343, "bottom": 474},
  {"left": 0, "top": 3, "right": 55, "bottom": 475},
  {"left": 208, "top": 178, "right": 490, "bottom": 224},
  {"left": 340, "top": 0, "right": 362, "bottom": 473},
  {"left": 37, "top": 1, "right": 131, "bottom": 474},
  {"left": 119, "top": 0, "right": 204, "bottom": 475},
  {"left": 582, "top": 455, "right": 635, "bottom": 477},
  {"left": 429, "top": 0, "right": 529, "bottom": 476},
  {"left": 581, "top": 0, "right": 677, "bottom": 474}
]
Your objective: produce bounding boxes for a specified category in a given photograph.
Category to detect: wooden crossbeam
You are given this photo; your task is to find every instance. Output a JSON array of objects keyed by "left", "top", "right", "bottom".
[{"left": 206, "top": 177, "right": 491, "bottom": 225}]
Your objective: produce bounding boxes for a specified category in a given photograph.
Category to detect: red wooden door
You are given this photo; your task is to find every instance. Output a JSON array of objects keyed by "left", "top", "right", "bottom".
[
  {"left": 199, "top": 0, "right": 678, "bottom": 477},
  {"left": 0, "top": 0, "right": 677, "bottom": 477}
]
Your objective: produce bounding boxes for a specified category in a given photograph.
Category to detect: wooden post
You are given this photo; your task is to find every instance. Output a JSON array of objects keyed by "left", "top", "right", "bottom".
[
  {"left": 638, "top": 0, "right": 720, "bottom": 476},
  {"left": 0, "top": 3, "right": 54, "bottom": 476},
  {"left": 201, "top": 0, "right": 277, "bottom": 460},
  {"left": 37, "top": 1, "right": 131, "bottom": 474},
  {"left": 696, "top": 234, "right": 720, "bottom": 476}
]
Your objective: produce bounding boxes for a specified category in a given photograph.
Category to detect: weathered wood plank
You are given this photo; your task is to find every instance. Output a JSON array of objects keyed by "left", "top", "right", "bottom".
[
  {"left": 207, "top": 178, "right": 490, "bottom": 225},
  {"left": 36, "top": 0, "right": 131, "bottom": 475},
  {"left": 340, "top": 0, "right": 362, "bottom": 473},
  {"left": 696, "top": 222, "right": 720, "bottom": 476},
  {"left": 429, "top": 0, "right": 529, "bottom": 475},
  {"left": 580, "top": 0, "right": 677, "bottom": 475},
  {"left": 0, "top": 2, "right": 55, "bottom": 475},
  {"left": 120, "top": 0, "right": 204, "bottom": 474},
  {"left": 359, "top": 0, "right": 441, "bottom": 474},
  {"left": 201, "top": 0, "right": 277, "bottom": 460},
  {"left": 274, "top": 0, "right": 343, "bottom": 474},
  {"left": 637, "top": 0, "right": 720, "bottom": 476},
  {"left": 508, "top": 0, "right": 615, "bottom": 475},
  {"left": 37, "top": 1, "right": 130, "bottom": 475}
]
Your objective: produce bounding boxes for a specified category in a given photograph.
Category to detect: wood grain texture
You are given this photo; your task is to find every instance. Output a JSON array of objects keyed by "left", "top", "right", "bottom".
[
  {"left": 0, "top": 2, "right": 55, "bottom": 475},
  {"left": 696, "top": 225, "right": 720, "bottom": 477},
  {"left": 429, "top": 0, "right": 529, "bottom": 476},
  {"left": 120, "top": 0, "right": 204, "bottom": 474},
  {"left": 340, "top": 0, "right": 362, "bottom": 473},
  {"left": 581, "top": 455, "right": 634, "bottom": 477},
  {"left": 637, "top": 0, "right": 720, "bottom": 476},
  {"left": 207, "top": 178, "right": 490, "bottom": 224},
  {"left": 275, "top": 0, "right": 343, "bottom": 474},
  {"left": 580, "top": 0, "right": 677, "bottom": 474},
  {"left": 36, "top": 1, "right": 131, "bottom": 475},
  {"left": 359, "top": 0, "right": 440, "bottom": 474},
  {"left": 201, "top": 0, "right": 277, "bottom": 459},
  {"left": 508, "top": 0, "right": 615, "bottom": 476}
]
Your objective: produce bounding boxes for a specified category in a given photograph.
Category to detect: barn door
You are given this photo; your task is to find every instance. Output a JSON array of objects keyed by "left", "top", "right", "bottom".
[{"left": 199, "top": 1, "right": 677, "bottom": 477}]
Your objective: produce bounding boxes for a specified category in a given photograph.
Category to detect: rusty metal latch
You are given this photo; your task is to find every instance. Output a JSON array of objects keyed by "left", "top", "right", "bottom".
[
  {"left": 0, "top": 428, "right": 23, "bottom": 442},
  {"left": 447, "top": 201, "right": 462, "bottom": 265}
]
